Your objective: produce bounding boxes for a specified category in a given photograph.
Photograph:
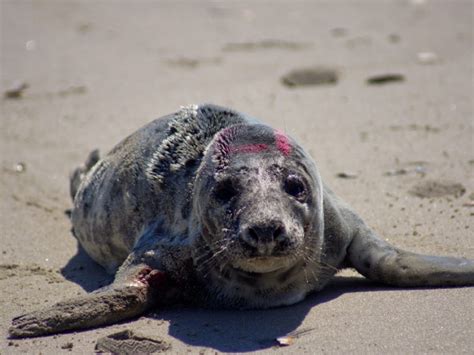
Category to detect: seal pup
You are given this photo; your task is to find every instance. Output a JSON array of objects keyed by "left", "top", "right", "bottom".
[{"left": 10, "top": 104, "right": 474, "bottom": 338}]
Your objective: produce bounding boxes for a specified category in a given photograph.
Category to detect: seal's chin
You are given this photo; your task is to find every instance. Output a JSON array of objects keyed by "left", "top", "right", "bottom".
[{"left": 232, "top": 256, "right": 293, "bottom": 274}]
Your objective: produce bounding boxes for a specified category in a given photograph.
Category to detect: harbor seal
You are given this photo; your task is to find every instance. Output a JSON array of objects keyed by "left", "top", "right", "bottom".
[{"left": 10, "top": 104, "right": 474, "bottom": 338}]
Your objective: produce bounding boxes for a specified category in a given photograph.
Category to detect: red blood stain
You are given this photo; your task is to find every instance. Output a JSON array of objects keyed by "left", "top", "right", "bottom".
[
  {"left": 275, "top": 130, "right": 292, "bottom": 156},
  {"left": 137, "top": 267, "right": 167, "bottom": 290}
]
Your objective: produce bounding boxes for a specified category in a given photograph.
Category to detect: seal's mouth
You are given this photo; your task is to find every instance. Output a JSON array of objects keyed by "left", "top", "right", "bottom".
[{"left": 231, "top": 255, "right": 294, "bottom": 274}]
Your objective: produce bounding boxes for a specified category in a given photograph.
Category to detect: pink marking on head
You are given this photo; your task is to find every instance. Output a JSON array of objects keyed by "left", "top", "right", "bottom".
[
  {"left": 230, "top": 144, "right": 269, "bottom": 154},
  {"left": 275, "top": 129, "right": 292, "bottom": 156}
]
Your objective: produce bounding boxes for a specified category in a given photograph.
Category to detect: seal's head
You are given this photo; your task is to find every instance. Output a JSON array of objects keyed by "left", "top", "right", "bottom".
[{"left": 192, "top": 124, "right": 324, "bottom": 277}]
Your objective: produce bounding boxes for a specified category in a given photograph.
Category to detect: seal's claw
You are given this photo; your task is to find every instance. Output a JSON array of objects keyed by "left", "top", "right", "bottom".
[{"left": 10, "top": 313, "right": 47, "bottom": 338}]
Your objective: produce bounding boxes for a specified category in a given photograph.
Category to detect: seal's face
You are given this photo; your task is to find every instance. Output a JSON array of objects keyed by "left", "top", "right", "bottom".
[
  {"left": 193, "top": 124, "right": 323, "bottom": 278},
  {"left": 214, "top": 157, "right": 310, "bottom": 273}
]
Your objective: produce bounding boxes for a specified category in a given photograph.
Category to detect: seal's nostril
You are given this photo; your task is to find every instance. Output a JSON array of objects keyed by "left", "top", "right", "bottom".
[
  {"left": 249, "top": 228, "right": 258, "bottom": 240},
  {"left": 273, "top": 225, "right": 286, "bottom": 240},
  {"left": 244, "top": 221, "right": 286, "bottom": 246}
]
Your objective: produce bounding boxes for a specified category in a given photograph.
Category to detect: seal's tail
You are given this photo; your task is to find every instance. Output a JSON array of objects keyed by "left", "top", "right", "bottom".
[{"left": 69, "top": 149, "right": 100, "bottom": 201}]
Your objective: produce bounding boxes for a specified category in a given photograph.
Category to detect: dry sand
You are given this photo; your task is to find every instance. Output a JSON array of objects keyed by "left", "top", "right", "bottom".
[{"left": 1, "top": 0, "right": 473, "bottom": 353}]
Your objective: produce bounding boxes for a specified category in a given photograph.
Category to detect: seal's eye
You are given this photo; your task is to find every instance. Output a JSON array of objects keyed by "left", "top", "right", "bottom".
[
  {"left": 214, "top": 178, "right": 239, "bottom": 202},
  {"left": 284, "top": 174, "right": 307, "bottom": 201}
]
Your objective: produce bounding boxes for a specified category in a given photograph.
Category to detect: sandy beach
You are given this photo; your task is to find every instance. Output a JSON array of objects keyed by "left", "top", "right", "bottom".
[{"left": 1, "top": 0, "right": 473, "bottom": 353}]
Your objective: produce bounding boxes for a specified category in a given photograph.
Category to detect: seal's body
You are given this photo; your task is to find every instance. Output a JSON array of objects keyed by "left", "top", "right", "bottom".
[
  {"left": 72, "top": 104, "right": 327, "bottom": 308},
  {"left": 10, "top": 104, "right": 474, "bottom": 338}
]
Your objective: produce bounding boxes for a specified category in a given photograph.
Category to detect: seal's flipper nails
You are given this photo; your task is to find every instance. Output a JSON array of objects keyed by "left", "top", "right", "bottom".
[
  {"left": 9, "top": 266, "right": 167, "bottom": 338},
  {"left": 9, "top": 287, "right": 150, "bottom": 338},
  {"left": 347, "top": 227, "right": 474, "bottom": 287}
]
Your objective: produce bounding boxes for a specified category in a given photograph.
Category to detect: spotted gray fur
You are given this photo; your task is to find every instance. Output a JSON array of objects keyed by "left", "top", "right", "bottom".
[{"left": 146, "top": 105, "right": 248, "bottom": 187}]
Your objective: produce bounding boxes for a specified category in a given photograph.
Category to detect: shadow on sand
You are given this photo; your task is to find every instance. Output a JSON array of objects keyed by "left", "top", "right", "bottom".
[
  {"left": 60, "top": 245, "right": 393, "bottom": 352},
  {"left": 60, "top": 243, "right": 113, "bottom": 292},
  {"left": 154, "top": 276, "right": 388, "bottom": 353}
]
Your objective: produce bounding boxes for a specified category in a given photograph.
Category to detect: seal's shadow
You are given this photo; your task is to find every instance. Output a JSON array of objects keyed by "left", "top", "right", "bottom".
[
  {"left": 60, "top": 241, "right": 392, "bottom": 352},
  {"left": 153, "top": 277, "right": 385, "bottom": 353},
  {"left": 59, "top": 241, "right": 388, "bottom": 353},
  {"left": 61, "top": 243, "right": 113, "bottom": 292}
]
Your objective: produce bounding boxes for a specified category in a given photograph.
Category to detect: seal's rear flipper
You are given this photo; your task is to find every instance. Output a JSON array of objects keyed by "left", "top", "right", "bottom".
[
  {"left": 9, "top": 266, "right": 166, "bottom": 338},
  {"left": 347, "top": 228, "right": 474, "bottom": 287},
  {"left": 69, "top": 149, "right": 100, "bottom": 200}
]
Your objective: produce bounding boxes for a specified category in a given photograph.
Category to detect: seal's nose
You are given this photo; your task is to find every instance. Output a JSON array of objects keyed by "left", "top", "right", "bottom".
[{"left": 241, "top": 220, "right": 287, "bottom": 255}]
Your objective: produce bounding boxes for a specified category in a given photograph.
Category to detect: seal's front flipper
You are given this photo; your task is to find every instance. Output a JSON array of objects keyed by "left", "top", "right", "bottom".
[
  {"left": 347, "top": 226, "right": 474, "bottom": 287},
  {"left": 9, "top": 266, "right": 167, "bottom": 338}
]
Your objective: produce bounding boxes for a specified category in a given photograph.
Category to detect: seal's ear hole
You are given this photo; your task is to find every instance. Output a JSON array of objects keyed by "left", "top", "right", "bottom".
[
  {"left": 214, "top": 178, "right": 239, "bottom": 202},
  {"left": 284, "top": 174, "right": 307, "bottom": 201}
]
